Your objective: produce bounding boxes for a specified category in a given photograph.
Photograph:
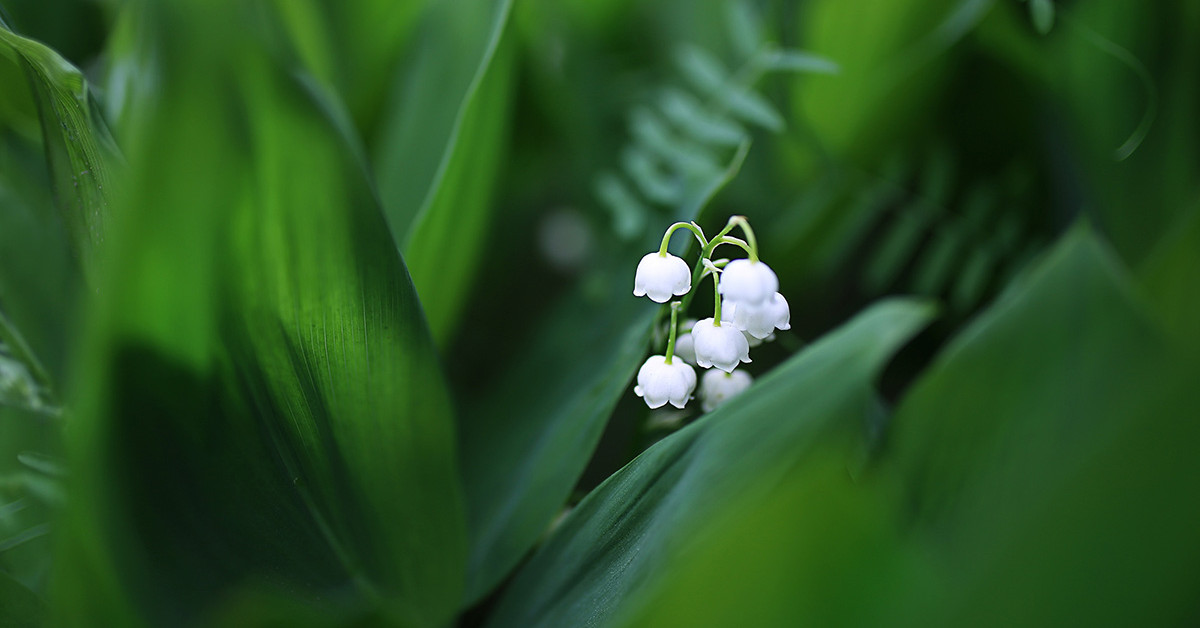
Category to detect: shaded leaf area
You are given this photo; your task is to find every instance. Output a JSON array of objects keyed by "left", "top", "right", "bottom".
[
  {"left": 0, "top": 14, "right": 119, "bottom": 275},
  {"left": 459, "top": 291, "right": 654, "bottom": 604},
  {"left": 485, "top": 299, "right": 934, "bottom": 628},
  {"left": 1138, "top": 203, "right": 1200, "bottom": 351},
  {"left": 374, "top": 0, "right": 513, "bottom": 247},
  {"left": 401, "top": 18, "right": 516, "bottom": 347},
  {"left": 884, "top": 226, "right": 1200, "bottom": 625},
  {"left": 611, "top": 454, "right": 933, "bottom": 628},
  {"left": 55, "top": 2, "right": 463, "bottom": 626},
  {"left": 0, "top": 568, "right": 45, "bottom": 628}
]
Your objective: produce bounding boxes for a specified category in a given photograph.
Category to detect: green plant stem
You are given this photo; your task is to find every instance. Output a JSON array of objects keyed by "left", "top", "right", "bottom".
[
  {"left": 658, "top": 221, "right": 708, "bottom": 255},
  {"left": 728, "top": 215, "right": 759, "bottom": 261},
  {"left": 664, "top": 302, "right": 682, "bottom": 363},
  {"left": 711, "top": 272, "right": 723, "bottom": 325}
]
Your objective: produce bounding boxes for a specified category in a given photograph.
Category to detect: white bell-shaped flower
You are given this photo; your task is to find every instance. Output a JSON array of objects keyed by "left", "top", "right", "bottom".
[
  {"left": 691, "top": 318, "right": 751, "bottom": 373},
  {"left": 634, "top": 355, "right": 697, "bottom": 409},
  {"left": 699, "top": 368, "right": 753, "bottom": 412},
  {"left": 718, "top": 259, "right": 778, "bottom": 306},
  {"left": 732, "top": 292, "right": 791, "bottom": 339},
  {"left": 720, "top": 303, "right": 769, "bottom": 347},
  {"left": 671, "top": 319, "right": 699, "bottom": 364},
  {"left": 633, "top": 252, "right": 691, "bottom": 303}
]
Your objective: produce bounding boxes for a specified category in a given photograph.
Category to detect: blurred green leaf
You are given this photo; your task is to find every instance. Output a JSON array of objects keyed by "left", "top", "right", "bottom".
[
  {"left": 763, "top": 48, "right": 841, "bottom": 74},
  {"left": 485, "top": 299, "right": 934, "bottom": 628},
  {"left": 0, "top": 569, "right": 45, "bottom": 628},
  {"left": 459, "top": 294, "right": 655, "bottom": 604},
  {"left": 657, "top": 87, "right": 747, "bottom": 148},
  {"left": 611, "top": 454, "right": 935, "bottom": 627},
  {"left": 1028, "top": 0, "right": 1054, "bottom": 35},
  {"left": 794, "top": 0, "right": 965, "bottom": 163},
  {"left": 0, "top": 17, "right": 119, "bottom": 276},
  {"left": 719, "top": 86, "right": 784, "bottom": 131},
  {"left": 379, "top": 0, "right": 515, "bottom": 347},
  {"left": 1138, "top": 203, "right": 1200, "bottom": 350},
  {"left": 886, "top": 225, "right": 1200, "bottom": 625},
  {"left": 55, "top": 2, "right": 464, "bottom": 625}
]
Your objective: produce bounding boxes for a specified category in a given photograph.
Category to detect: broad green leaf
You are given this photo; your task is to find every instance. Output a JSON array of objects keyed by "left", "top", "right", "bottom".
[
  {"left": 459, "top": 292, "right": 654, "bottom": 604},
  {"left": 485, "top": 299, "right": 935, "bottom": 628},
  {"left": 317, "top": 0, "right": 431, "bottom": 131},
  {"left": 886, "top": 225, "right": 1200, "bottom": 625},
  {"left": 0, "top": 569, "right": 45, "bottom": 628},
  {"left": 612, "top": 454, "right": 935, "bottom": 627},
  {"left": 387, "top": 0, "right": 515, "bottom": 347},
  {"left": 0, "top": 17, "right": 119, "bottom": 276},
  {"left": 55, "top": 3, "right": 463, "bottom": 625}
]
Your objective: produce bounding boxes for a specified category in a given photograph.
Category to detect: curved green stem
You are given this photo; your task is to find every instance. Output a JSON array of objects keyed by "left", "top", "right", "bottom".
[
  {"left": 711, "top": 271, "right": 723, "bottom": 325},
  {"left": 664, "top": 302, "right": 682, "bottom": 363},
  {"left": 728, "top": 215, "right": 759, "bottom": 262},
  {"left": 659, "top": 221, "right": 708, "bottom": 255}
]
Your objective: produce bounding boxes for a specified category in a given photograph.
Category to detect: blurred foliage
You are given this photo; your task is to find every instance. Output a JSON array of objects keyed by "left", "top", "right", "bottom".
[{"left": 0, "top": 0, "right": 1196, "bottom": 626}]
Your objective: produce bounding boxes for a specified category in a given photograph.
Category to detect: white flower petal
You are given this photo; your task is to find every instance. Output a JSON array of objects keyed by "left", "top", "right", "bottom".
[
  {"left": 717, "top": 259, "right": 778, "bottom": 306},
  {"left": 691, "top": 318, "right": 751, "bottom": 373},
  {"left": 699, "top": 369, "right": 754, "bottom": 412},
  {"left": 635, "top": 355, "right": 697, "bottom": 409},
  {"left": 671, "top": 319, "right": 699, "bottom": 364},
  {"left": 634, "top": 252, "right": 692, "bottom": 303},
  {"left": 732, "top": 292, "right": 790, "bottom": 339}
]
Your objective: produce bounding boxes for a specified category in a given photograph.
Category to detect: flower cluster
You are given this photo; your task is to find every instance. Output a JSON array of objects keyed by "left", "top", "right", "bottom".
[{"left": 632, "top": 217, "right": 790, "bottom": 412}]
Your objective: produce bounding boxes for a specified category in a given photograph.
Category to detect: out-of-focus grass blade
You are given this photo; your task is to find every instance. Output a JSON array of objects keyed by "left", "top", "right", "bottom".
[
  {"left": 485, "top": 299, "right": 934, "bottom": 628},
  {"left": 55, "top": 2, "right": 464, "bottom": 625},
  {"left": 0, "top": 568, "right": 45, "bottom": 627},
  {"left": 886, "top": 225, "right": 1200, "bottom": 625},
  {"left": 0, "top": 18, "right": 118, "bottom": 275},
  {"left": 0, "top": 310, "right": 54, "bottom": 415},
  {"left": 382, "top": 0, "right": 515, "bottom": 347}
]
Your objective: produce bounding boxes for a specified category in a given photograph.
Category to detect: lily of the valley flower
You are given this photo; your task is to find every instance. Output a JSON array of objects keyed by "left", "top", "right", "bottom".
[
  {"left": 691, "top": 318, "right": 751, "bottom": 373},
  {"left": 718, "top": 259, "right": 778, "bottom": 306},
  {"left": 732, "top": 292, "right": 791, "bottom": 339},
  {"left": 699, "top": 368, "right": 753, "bottom": 412},
  {"left": 634, "top": 355, "right": 697, "bottom": 409},
  {"left": 671, "top": 318, "right": 699, "bottom": 365},
  {"left": 633, "top": 252, "right": 691, "bottom": 303},
  {"left": 720, "top": 302, "right": 770, "bottom": 347}
]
